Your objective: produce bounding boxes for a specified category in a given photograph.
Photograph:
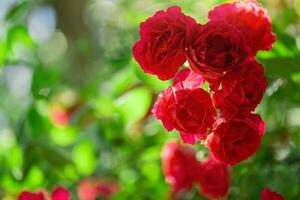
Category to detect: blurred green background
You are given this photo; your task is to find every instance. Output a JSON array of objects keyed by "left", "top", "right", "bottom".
[{"left": 0, "top": 0, "right": 299, "bottom": 199}]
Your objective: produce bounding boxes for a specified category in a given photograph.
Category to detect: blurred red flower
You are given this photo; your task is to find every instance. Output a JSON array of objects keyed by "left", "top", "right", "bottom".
[
  {"left": 197, "top": 155, "right": 230, "bottom": 199},
  {"left": 18, "top": 186, "right": 69, "bottom": 200},
  {"left": 77, "top": 178, "right": 120, "bottom": 200},
  {"left": 161, "top": 141, "right": 199, "bottom": 194},
  {"left": 261, "top": 187, "right": 284, "bottom": 200}
]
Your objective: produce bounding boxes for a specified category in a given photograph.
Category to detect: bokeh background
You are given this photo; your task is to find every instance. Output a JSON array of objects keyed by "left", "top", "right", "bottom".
[{"left": 0, "top": 0, "right": 300, "bottom": 199}]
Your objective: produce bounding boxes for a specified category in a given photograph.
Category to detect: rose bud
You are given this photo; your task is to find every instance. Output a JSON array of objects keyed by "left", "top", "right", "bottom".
[
  {"left": 208, "top": 0, "right": 275, "bottom": 55},
  {"left": 153, "top": 69, "right": 215, "bottom": 144},
  {"left": 133, "top": 6, "right": 197, "bottom": 80},
  {"left": 197, "top": 155, "right": 230, "bottom": 199},
  {"left": 161, "top": 141, "right": 198, "bottom": 194},
  {"left": 187, "top": 20, "right": 250, "bottom": 90},
  {"left": 261, "top": 187, "right": 284, "bottom": 200},
  {"left": 207, "top": 114, "right": 265, "bottom": 165},
  {"left": 212, "top": 58, "right": 268, "bottom": 119}
]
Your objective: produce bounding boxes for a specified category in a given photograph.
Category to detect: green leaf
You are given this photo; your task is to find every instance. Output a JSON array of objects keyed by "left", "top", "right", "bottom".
[
  {"left": 50, "top": 126, "right": 78, "bottom": 146},
  {"left": 114, "top": 87, "right": 152, "bottom": 123},
  {"left": 31, "top": 65, "right": 60, "bottom": 98},
  {"left": 141, "top": 162, "right": 160, "bottom": 182},
  {"left": 38, "top": 142, "right": 73, "bottom": 169},
  {"left": 0, "top": 40, "right": 7, "bottom": 68},
  {"left": 133, "top": 59, "right": 170, "bottom": 92},
  {"left": 259, "top": 57, "right": 300, "bottom": 77},
  {"left": 72, "top": 140, "right": 96, "bottom": 175},
  {"left": 111, "top": 67, "right": 137, "bottom": 97},
  {"left": 5, "top": 1, "right": 30, "bottom": 22},
  {"left": 23, "top": 166, "right": 44, "bottom": 189},
  {"left": 26, "top": 106, "right": 49, "bottom": 138},
  {"left": 7, "top": 25, "right": 35, "bottom": 48},
  {"left": 291, "top": 72, "right": 300, "bottom": 84},
  {"left": 7, "top": 145, "right": 23, "bottom": 169}
]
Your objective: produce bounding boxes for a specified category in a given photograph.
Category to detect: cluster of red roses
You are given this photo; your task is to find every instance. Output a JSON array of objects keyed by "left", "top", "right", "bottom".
[
  {"left": 162, "top": 141, "right": 285, "bottom": 200},
  {"left": 133, "top": 0, "right": 275, "bottom": 166},
  {"left": 17, "top": 178, "right": 120, "bottom": 200}
]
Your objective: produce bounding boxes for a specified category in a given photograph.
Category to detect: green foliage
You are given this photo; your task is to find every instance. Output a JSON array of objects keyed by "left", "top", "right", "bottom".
[{"left": 0, "top": 0, "right": 299, "bottom": 199}]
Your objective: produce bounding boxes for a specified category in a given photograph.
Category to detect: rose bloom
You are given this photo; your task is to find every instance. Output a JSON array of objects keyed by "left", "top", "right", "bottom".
[
  {"left": 197, "top": 155, "right": 230, "bottom": 199},
  {"left": 207, "top": 114, "right": 265, "bottom": 165},
  {"left": 18, "top": 186, "right": 69, "bottom": 200},
  {"left": 161, "top": 141, "right": 198, "bottom": 194},
  {"left": 153, "top": 69, "right": 215, "bottom": 144},
  {"left": 261, "top": 187, "right": 284, "bottom": 200},
  {"left": 77, "top": 178, "right": 120, "bottom": 200},
  {"left": 187, "top": 20, "right": 250, "bottom": 89},
  {"left": 208, "top": 0, "right": 275, "bottom": 55},
  {"left": 212, "top": 58, "right": 268, "bottom": 119},
  {"left": 133, "top": 6, "right": 196, "bottom": 80}
]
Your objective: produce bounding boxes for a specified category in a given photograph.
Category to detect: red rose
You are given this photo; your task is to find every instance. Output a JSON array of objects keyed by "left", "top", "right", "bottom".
[
  {"left": 212, "top": 58, "right": 268, "bottom": 119},
  {"left": 197, "top": 155, "right": 230, "bottom": 199},
  {"left": 207, "top": 114, "right": 265, "bottom": 165},
  {"left": 153, "top": 69, "right": 215, "bottom": 144},
  {"left": 261, "top": 187, "right": 284, "bottom": 200},
  {"left": 133, "top": 6, "right": 197, "bottom": 80},
  {"left": 208, "top": 0, "right": 275, "bottom": 55},
  {"left": 161, "top": 141, "right": 198, "bottom": 193},
  {"left": 187, "top": 20, "right": 250, "bottom": 89}
]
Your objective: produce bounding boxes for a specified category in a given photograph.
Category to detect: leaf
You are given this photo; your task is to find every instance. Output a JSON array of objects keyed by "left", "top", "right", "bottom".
[
  {"left": 31, "top": 65, "right": 60, "bottom": 98},
  {"left": 7, "top": 25, "right": 35, "bottom": 48},
  {"left": 0, "top": 40, "right": 7, "bottom": 68},
  {"left": 111, "top": 67, "right": 137, "bottom": 97},
  {"left": 22, "top": 141, "right": 72, "bottom": 178},
  {"left": 50, "top": 126, "right": 78, "bottom": 146},
  {"left": 37, "top": 142, "right": 73, "bottom": 169},
  {"left": 72, "top": 140, "right": 96, "bottom": 175},
  {"left": 5, "top": 1, "right": 30, "bottom": 22},
  {"left": 133, "top": 59, "right": 170, "bottom": 92},
  {"left": 26, "top": 106, "right": 49, "bottom": 138},
  {"left": 114, "top": 87, "right": 152, "bottom": 123},
  {"left": 259, "top": 57, "right": 300, "bottom": 78}
]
